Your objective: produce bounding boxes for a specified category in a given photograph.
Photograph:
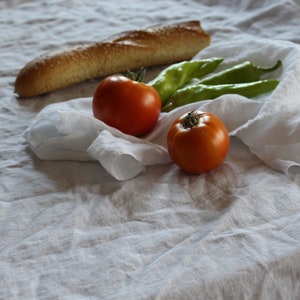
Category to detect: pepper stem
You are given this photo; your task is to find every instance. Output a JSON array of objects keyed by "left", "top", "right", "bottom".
[
  {"left": 183, "top": 111, "right": 205, "bottom": 129},
  {"left": 161, "top": 101, "right": 175, "bottom": 112},
  {"left": 256, "top": 60, "right": 282, "bottom": 76}
]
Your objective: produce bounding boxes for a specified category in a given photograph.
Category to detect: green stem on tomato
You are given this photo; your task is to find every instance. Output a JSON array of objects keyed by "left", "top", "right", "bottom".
[{"left": 182, "top": 111, "right": 205, "bottom": 129}]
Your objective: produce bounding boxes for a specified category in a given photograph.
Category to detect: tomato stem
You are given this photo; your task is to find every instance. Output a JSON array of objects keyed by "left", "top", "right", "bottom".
[
  {"left": 183, "top": 111, "right": 205, "bottom": 129},
  {"left": 126, "top": 67, "right": 146, "bottom": 82}
]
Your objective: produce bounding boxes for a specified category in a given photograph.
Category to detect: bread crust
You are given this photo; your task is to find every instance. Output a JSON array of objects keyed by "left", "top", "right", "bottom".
[{"left": 14, "top": 20, "right": 210, "bottom": 98}]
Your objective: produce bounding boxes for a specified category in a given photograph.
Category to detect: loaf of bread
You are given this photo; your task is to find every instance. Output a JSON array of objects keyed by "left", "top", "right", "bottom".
[{"left": 14, "top": 20, "right": 210, "bottom": 98}]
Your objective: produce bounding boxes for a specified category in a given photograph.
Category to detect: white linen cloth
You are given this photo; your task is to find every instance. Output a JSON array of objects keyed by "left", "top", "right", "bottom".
[
  {"left": 25, "top": 38, "right": 300, "bottom": 180},
  {"left": 2, "top": 0, "right": 300, "bottom": 299}
]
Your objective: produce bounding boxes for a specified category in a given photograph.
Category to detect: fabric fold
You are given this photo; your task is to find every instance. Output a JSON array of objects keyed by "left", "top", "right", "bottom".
[{"left": 87, "top": 130, "right": 171, "bottom": 181}]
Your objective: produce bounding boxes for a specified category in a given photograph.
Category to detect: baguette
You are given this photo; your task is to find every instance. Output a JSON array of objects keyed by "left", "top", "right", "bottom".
[{"left": 15, "top": 20, "right": 210, "bottom": 98}]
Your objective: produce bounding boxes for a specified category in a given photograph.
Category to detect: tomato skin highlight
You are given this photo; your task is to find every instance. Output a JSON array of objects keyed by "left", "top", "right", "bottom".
[
  {"left": 167, "top": 110, "right": 230, "bottom": 174},
  {"left": 93, "top": 75, "right": 161, "bottom": 136}
]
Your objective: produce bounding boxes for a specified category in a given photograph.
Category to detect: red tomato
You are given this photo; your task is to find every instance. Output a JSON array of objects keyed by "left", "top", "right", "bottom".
[
  {"left": 167, "top": 110, "right": 230, "bottom": 174},
  {"left": 93, "top": 75, "right": 161, "bottom": 136}
]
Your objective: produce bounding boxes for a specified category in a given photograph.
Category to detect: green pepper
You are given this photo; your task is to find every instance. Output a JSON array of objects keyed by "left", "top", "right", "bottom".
[
  {"left": 162, "top": 79, "right": 280, "bottom": 112},
  {"left": 148, "top": 57, "right": 224, "bottom": 106},
  {"left": 197, "top": 60, "right": 282, "bottom": 85}
]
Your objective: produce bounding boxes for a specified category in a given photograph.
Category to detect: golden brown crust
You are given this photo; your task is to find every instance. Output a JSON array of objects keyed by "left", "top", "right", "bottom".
[{"left": 14, "top": 20, "right": 210, "bottom": 98}]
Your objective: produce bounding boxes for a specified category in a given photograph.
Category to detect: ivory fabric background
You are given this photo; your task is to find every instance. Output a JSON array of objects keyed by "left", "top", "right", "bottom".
[{"left": 1, "top": 0, "right": 300, "bottom": 299}]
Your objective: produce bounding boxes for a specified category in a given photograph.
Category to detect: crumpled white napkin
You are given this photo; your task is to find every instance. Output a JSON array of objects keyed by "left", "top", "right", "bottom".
[{"left": 24, "top": 38, "right": 300, "bottom": 180}]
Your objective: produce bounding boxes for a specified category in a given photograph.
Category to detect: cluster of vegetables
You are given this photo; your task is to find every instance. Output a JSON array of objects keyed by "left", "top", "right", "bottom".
[
  {"left": 149, "top": 58, "right": 281, "bottom": 111},
  {"left": 92, "top": 58, "right": 281, "bottom": 174}
]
